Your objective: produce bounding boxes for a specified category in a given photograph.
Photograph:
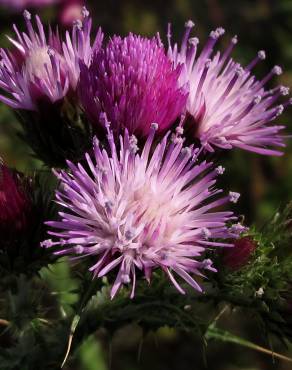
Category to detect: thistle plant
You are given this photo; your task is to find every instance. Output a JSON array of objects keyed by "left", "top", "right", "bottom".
[{"left": 0, "top": 6, "right": 292, "bottom": 370}]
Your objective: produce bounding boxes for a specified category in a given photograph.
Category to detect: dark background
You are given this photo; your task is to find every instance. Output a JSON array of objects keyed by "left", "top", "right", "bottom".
[{"left": 0, "top": 0, "right": 292, "bottom": 369}]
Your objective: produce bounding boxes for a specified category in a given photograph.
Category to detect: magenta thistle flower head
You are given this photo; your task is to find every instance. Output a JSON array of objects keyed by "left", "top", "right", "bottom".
[
  {"left": 168, "top": 21, "right": 290, "bottom": 155},
  {"left": 0, "top": 161, "right": 30, "bottom": 241},
  {"left": 43, "top": 121, "right": 240, "bottom": 299},
  {"left": 0, "top": 8, "right": 102, "bottom": 110},
  {"left": 79, "top": 33, "right": 187, "bottom": 138}
]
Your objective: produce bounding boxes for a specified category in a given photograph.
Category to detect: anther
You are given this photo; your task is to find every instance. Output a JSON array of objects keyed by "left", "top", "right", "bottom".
[
  {"left": 74, "top": 245, "right": 84, "bottom": 254},
  {"left": 201, "top": 227, "right": 211, "bottom": 239},
  {"left": 47, "top": 47, "right": 55, "bottom": 57},
  {"left": 253, "top": 95, "right": 262, "bottom": 104},
  {"left": 81, "top": 6, "right": 89, "bottom": 18},
  {"left": 185, "top": 20, "right": 195, "bottom": 28},
  {"left": 181, "top": 147, "right": 192, "bottom": 158},
  {"left": 229, "top": 191, "right": 240, "bottom": 203},
  {"left": 151, "top": 122, "right": 159, "bottom": 130},
  {"left": 215, "top": 165, "right": 225, "bottom": 175},
  {"left": 189, "top": 37, "right": 199, "bottom": 46},
  {"left": 23, "top": 10, "right": 31, "bottom": 20},
  {"left": 279, "top": 86, "right": 290, "bottom": 96},
  {"left": 257, "top": 50, "right": 266, "bottom": 60},
  {"left": 73, "top": 19, "right": 83, "bottom": 30},
  {"left": 272, "top": 65, "right": 282, "bottom": 75}
]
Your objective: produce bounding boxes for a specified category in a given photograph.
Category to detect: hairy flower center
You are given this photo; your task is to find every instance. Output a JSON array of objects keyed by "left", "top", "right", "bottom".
[
  {"left": 25, "top": 47, "right": 52, "bottom": 80},
  {"left": 24, "top": 47, "right": 64, "bottom": 82},
  {"left": 128, "top": 180, "right": 184, "bottom": 243}
]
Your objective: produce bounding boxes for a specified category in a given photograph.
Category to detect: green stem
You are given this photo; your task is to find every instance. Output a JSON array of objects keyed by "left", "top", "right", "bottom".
[
  {"left": 61, "top": 278, "right": 101, "bottom": 368},
  {"left": 206, "top": 326, "right": 292, "bottom": 363}
]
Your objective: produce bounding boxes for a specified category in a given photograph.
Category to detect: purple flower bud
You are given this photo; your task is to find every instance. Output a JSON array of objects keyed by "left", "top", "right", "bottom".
[
  {"left": 223, "top": 237, "right": 257, "bottom": 270},
  {"left": 0, "top": 163, "right": 30, "bottom": 242}
]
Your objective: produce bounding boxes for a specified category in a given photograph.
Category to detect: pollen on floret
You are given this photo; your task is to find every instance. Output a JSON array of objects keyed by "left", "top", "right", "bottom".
[
  {"left": 229, "top": 192, "right": 240, "bottom": 204},
  {"left": 216, "top": 166, "right": 225, "bottom": 175}
]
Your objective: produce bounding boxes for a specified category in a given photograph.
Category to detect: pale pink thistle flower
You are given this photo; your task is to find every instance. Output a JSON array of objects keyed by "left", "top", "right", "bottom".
[
  {"left": 0, "top": 8, "right": 102, "bottom": 110},
  {"left": 168, "top": 21, "right": 290, "bottom": 155},
  {"left": 43, "top": 122, "right": 240, "bottom": 299}
]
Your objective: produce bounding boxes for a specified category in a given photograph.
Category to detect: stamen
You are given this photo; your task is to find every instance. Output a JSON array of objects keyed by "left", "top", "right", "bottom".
[
  {"left": 219, "top": 35, "right": 238, "bottom": 67},
  {"left": 215, "top": 165, "right": 225, "bottom": 175},
  {"left": 195, "top": 58, "right": 211, "bottom": 98},
  {"left": 279, "top": 86, "right": 289, "bottom": 96},
  {"left": 81, "top": 6, "right": 89, "bottom": 18},
  {"left": 73, "top": 19, "right": 83, "bottom": 30},
  {"left": 231, "top": 223, "right": 249, "bottom": 234},
  {"left": 47, "top": 47, "right": 55, "bottom": 57},
  {"left": 23, "top": 10, "right": 31, "bottom": 20},
  {"left": 258, "top": 50, "right": 266, "bottom": 60},
  {"left": 246, "top": 50, "right": 266, "bottom": 72},
  {"left": 74, "top": 245, "right": 84, "bottom": 254},
  {"left": 188, "top": 37, "right": 199, "bottom": 46},
  {"left": 229, "top": 191, "right": 240, "bottom": 203},
  {"left": 129, "top": 135, "right": 139, "bottom": 153},
  {"left": 185, "top": 20, "right": 195, "bottom": 28},
  {"left": 41, "top": 239, "right": 55, "bottom": 248},
  {"left": 181, "top": 20, "right": 195, "bottom": 56},
  {"left": 151, "top": 122, "right": 159, "bottom": 130},
  {"left": 181, "top": 146, "right": 192, "bottom": 158},
  {"left": 201, "top": 227, "right": 211, "bottom": 239},
  {"left": 273, "top": 65, "right": 282, "bottom": 75}
]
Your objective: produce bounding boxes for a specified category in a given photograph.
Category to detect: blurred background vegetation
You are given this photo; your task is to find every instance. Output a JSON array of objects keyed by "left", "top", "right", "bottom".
[{"left": 0, "top": 0, "right": 292, "bottom": 369}]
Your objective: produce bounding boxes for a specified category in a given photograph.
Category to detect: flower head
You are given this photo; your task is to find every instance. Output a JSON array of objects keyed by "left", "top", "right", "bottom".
[
  {"left": 168, "top": 21, "right": 290, "bottom": 155},
  {"left": 0, "top": 0, "right": 59, "bottom": 12},
  {"left": 0, "top": 8, "right": 102, "bottom": 110},
  {"left": 43, "top": 123, "right": 239, "bottom": 299},
  {"left": 79, "top": 33, "right": 187, "bottom": 138},
  {"left": 0, "top": 161, "right": 31, "bottom": 243}
]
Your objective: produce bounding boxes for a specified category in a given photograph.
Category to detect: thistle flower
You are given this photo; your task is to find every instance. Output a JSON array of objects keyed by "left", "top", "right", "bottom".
[
  {"left": 0, "top": 0, "right": 59, "bottom": 12},
  {"left": 43, "top": 122, "right": 240, "bottom": 299},
  {"left": 0, "top": 8, "right": 102, "bottom": 110},
  {"left": 79, "top": 34, "right": 187, "bottom": 138},
  {"left": 0, "top": 161, "right": 58, "bottom": 275},
  {"left": 0, "top": 9, "right": 103, "bottom": 167},
  {"left": 168, "top": 21, "right": 290, "bottom": 155},
  {"left": 0, "top": 161, "right": 30, "bottom": 245}
]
